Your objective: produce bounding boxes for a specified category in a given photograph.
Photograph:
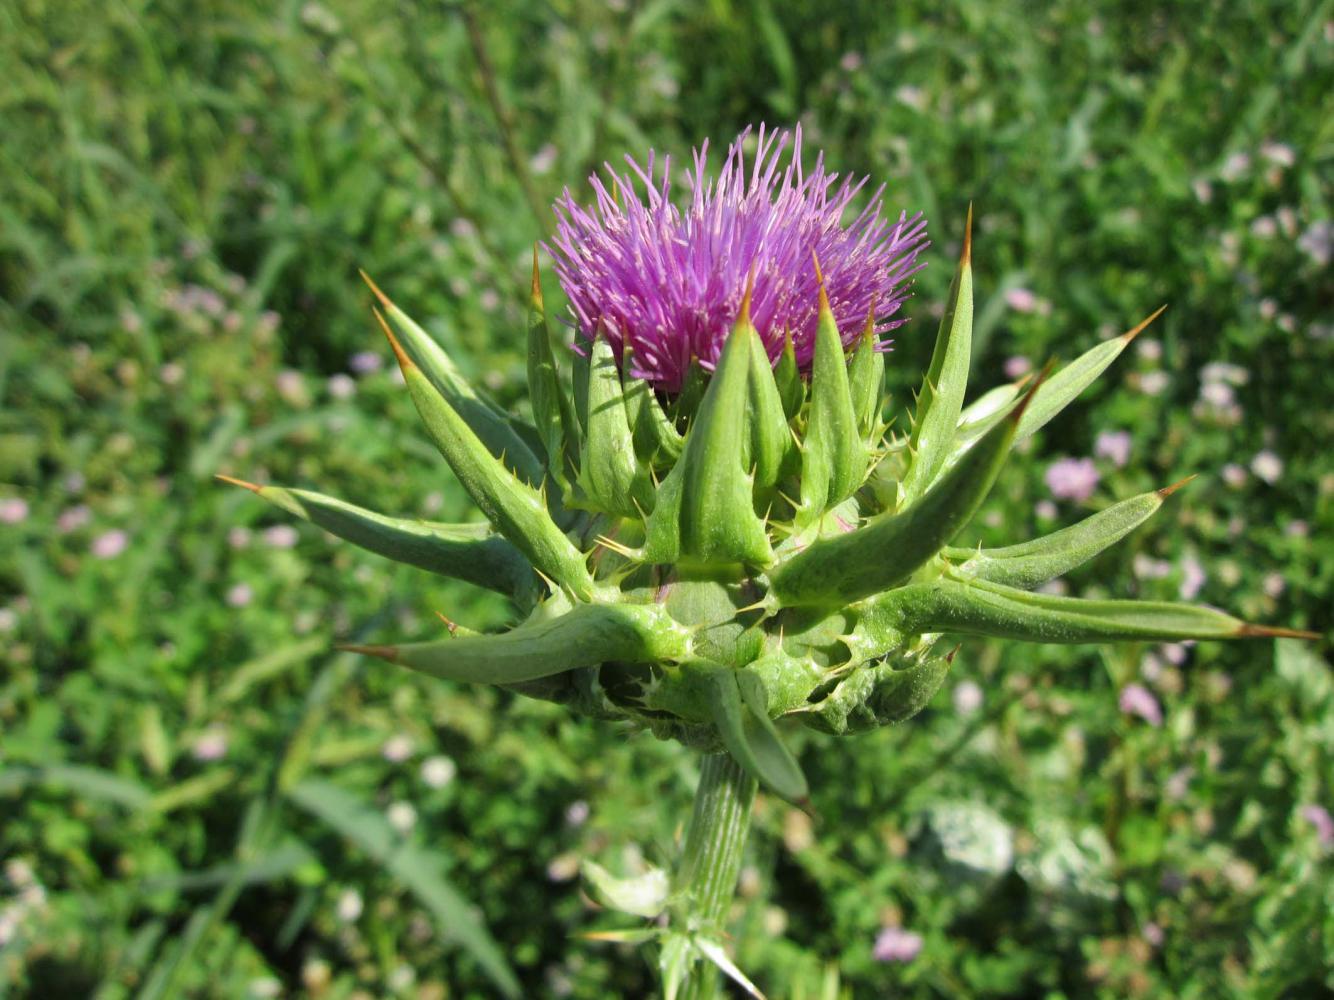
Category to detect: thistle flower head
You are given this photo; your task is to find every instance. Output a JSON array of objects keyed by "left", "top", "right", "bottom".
[{"left": 549, "top": 124, "right": 928, "bottom": 390}]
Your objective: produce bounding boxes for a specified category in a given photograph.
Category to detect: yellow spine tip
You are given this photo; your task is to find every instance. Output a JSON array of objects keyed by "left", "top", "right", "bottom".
[
  {"left": 358, "top": 269, "right": 392, "bottom": 309},
  {"left": 372, "top": 306, "right": 416, "bottom": 373},
  {"left": 530, "top": 244, "right": 543, "bottom": 305},
  {"left": 1121, "top": 304, "right": 1168, "bottom": 343},
  {"left": 214, "top": 473, "right": 262, "bottom": 493},
  {"left": 811, "top": 250, "right": 825, "bottom": 287},
  {"left": 738, "top": 265, "right": 755, "bottom": 326},
  {"left": 962, "top": 203, "right": 973, "bottom": 266},
  {"left": 1158, "top": 474, "right": 1198, "bottom": 497},
  {"left": 1235, "top": 623, "right": 1321, "bottom": 640}
]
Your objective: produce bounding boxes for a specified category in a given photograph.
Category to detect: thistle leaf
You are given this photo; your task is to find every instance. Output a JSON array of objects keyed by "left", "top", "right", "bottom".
[
  {"left": 644, "top": 319, "right": 773, "bottom": 569},
  {"left": 341, "top": 602, "right": 691, "bottom": 684},
  {"left": 800, "top": 272, "right": 865, "bottom": 520},
  {"left": 863, "top": 575, "right": 1294, "bottom": 643},
  {"left": 1016, "top": 306, "right": 1166, "bottom": 441},
  {"left": 581, "top": 860, "right": 669, "bottom": 918},
  {"left": 847, "top": 316, "right": 884, "bottom": 439},
  {"left": 378, "top": 311, "right": 598, "bottom": 599},
  {"left": 699, "top": 664, "right": 808, "bottom": 804},
  {"left": 218, "top": 477, "right": 537, "bottom": 602},
  {"left": 362, "top": 272, "right": 545, "bottom": 488},
  {"left": 623, "top": 363, "right": 683, "bottom": 468},
  {"left": 772, "top": 376, "right": 1038, "bottom": 608},
  {"left": 578, "top": 335, "right": 655, "bottom": 517},
  {"left": 527, "top": 252, "right": 579, "bottom": 484},
  {"left": 803, "top": 650, "right": 953, "bottom": 735},
  {"left": 900, "top": 209, "right": 973, "bottom": 502},
  {"left": 774, "top": 329, "right": 804, "bottom": 419},
  {"left": 744, "top": 309, "right": 793, "bottom": 494},
  {"left": 671, "top": 357, "right": 707, "bottom": 427},
  {"left": 942, "top": 481, "right": 1188, "bottom": 589}
]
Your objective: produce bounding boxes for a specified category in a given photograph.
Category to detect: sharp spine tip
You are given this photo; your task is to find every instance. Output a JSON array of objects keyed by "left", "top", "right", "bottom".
[
  {"left": 358, "top": 269, "right": 392, "bottom": 308},
  {"left": 1158, "top": 474, "right": 1198, "bottom": 497},
  {"left": 1121, "top": 304, "right": 1168, "bottom": 343},
  {"left": 1236, "top": 624, "right": 1321, "bottom": 640},
  {"left": 214, "top": 473, "right": 262, "bottom": 493},
  {"left": 372, "top": 306, "right": 415, "bottom": 372},
  {"left": 961, "top": 203, "right": 973, "bottom": 265}
]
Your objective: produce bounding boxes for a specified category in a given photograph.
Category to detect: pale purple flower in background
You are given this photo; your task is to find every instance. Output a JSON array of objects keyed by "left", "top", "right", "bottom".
[
  {"left": 529, "top": 143, "right": 558, "bottom": 176},
  {"left": 1137, "top": 338, "right": 1162, "bottom": 362},
  {"left": 1262, "top": 573, "right": 1286, "bottom": 599},
  {"left": 1251, "top": 450, "right": 1283, "bottom": 484},
  {"left": 1250, "top": 215, "right": 1277, "bottom": 238},
  {"left": 421, "top": 755, "right": 457, "bottom": 788},
  {"left": 1003, "top": 355, "right": 1032, "bottom": 380},
  {"left": 226, "top": 582, "right": 254, "bottom": 608},
  {"left": 1297, "top": 221, "right": 1332, "bottom": 266},
  {"left": 1143, "top": 923, "right": 1165, "bottom": 948},
  {"left": 1179, "top": 556, "right": 1207, "bottom": 600},
  {"left": 1140, "top": 651, "right": 1163, "bottom": 682},
  {"left": 0, "top": 608, "right": 17, "bottom": 633},
  {"left": 565, "top": 800, "right": 591, "bottom": 827},
  {"left": 1259, "top": 298, "right": 1278, "bottom": 320},
  {"left": 193, "top": 727, "right": 228, "bottom": 761},
  {"left": 1221, "top": 463, "right": 1247, "bottom": 488},
  {"left": 228, "top": 526, "right": 252, "bottom": 549},
  {"left": 0, "top": 498, "right": 29, "bottom": 525},
  {"left": 873, "top": 927, "right": 924, "bottom": 963},
  {"left": 64, "top": 472, "right": 86, "bottom": 494},
  {"left": 382, "top": 734, "right": 413, "bottom": 763},
  {"left": 1137, "top": 371, "right": 1169, "bottom": 396},
  {"left": 449, "top": 217, "right": 477, "bottom": 239},
  {"left": 91, "top": 529, "right": 129, "bottom": 559},
  {"left": 327, "top": 373, "right": 356, "bottom": 400},
  {"left": 349, "top": 350, "right": 383, "bottom": 375},
  {"left": 839, "top": 50, "right": 863, "bottom": 72},
  {"left": 1093, "top": 430, "right": 1132, "bottom": 468},
  {"left": 263, "top": 524, "right": 299, "bottom": 549},
  {"left": 275, "top": 369, "right": 306, "bottom": 404},
  {"left": 1162, "top": 643, "right": 1188, "bottom": 666},
  {"left": 1286, "top": 520, "right": 1309, "bottom": 538},
  {"left": 952, "top": 680, "right": 983, "bottom": 716},
  {"left": 549, "top": 124, "right": 928, "bottom": 390},
  {"left": 1201, "top": 362, "right": 1249, "bottom": 386},
  {"left": 1133, "top": 553, "right": 1172, "bottom": 580},
  {"left": 1219, "top": 151, "right": 1250, "bottom": 181},
  {"left": 1045, "top": 457, "right": 1100, "bottom": 502},
  {"left": 1035, "top": 499, "right": 1058, "bottom": 521},
  {"left": 1165, "top": 767, "right": 1194, "bottom": 801},
  {"left": 159, "top": 362, "right": 185, "bottom": 386},
  {"left": 1119, "top": 683, "right": 1163, "bottom": 726},
  {"left": 894, "top": 85, "right": 928, "bottom": 111},
  {"left": 1200, "top": 381, "right": 1235, "bottom": 409},
  {"left": 1038, "top": 578, "right": 1068, "bottom": 596},
  {"left": 1004, "top": 287, "right": 1039, "bottom": 313},
  {"left": 387, "top": 801, "right": 417, "bottom": 834},
  {"left": 478, "top": 288, "right": 501, "bottom": 313},
  {"left": 1302, "top": 805, "right": 1334, "bottom": 846},
  {"left": 1259, "top": 140, "right": 1296, "bottom": 167},
  {"left": 1191, "top": 178, "right": 1213, "bottom": 204}
]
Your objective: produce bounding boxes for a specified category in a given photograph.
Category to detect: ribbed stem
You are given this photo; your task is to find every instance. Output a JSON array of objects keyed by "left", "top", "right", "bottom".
[{"left": 674, "top": 753, "right": 758, "bottom": 1000}]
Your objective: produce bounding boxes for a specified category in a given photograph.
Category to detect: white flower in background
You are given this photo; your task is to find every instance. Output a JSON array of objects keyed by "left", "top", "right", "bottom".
[
  {"left": 336, "top": 888, "right": 363, "bottom": 922},
  {"left": 952, "top": 680, "right": 983, "bottom": 716},
  {"left": 1250, "top": 450, "right": 1283, "bottom": 484},
  {"left": 421, "top": 755, "right": 457, "bottom": 788},
  {"left": 382, "top": 734, "right": 413, "bottom": 763},
  {"left": 387, "top": 801, "right": 417, "bottom": 834}
]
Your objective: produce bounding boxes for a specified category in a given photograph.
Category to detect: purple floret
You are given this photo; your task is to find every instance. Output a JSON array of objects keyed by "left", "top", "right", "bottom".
[{"left": 547, "top": 124, "right": 928, "bottom": 391}]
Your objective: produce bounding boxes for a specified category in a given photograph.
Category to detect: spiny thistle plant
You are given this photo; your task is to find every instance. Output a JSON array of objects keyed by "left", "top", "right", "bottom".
[{"left": 222, "top": 125, "right": 1314, "bottom": 998}]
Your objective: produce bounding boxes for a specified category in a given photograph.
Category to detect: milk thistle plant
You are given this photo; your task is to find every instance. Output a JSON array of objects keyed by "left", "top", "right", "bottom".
[{"left": 223, "top": 125, "right": 1311, "bottom": 997}]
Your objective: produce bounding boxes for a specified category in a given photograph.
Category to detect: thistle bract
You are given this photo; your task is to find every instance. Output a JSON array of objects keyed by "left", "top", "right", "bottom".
[{"left": 226, "top": 127, "right": 1306, "bottom": 805}]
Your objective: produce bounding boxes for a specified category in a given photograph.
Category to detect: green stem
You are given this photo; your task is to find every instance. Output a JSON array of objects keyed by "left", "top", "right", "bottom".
[{"left": 673, "top": 753, "right": 757, "bottom": 1000}]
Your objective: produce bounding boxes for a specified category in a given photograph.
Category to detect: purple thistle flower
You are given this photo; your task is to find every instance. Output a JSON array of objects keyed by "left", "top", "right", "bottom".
[{"left": 548, "top": 124, "right": 928, "bottom": 391}]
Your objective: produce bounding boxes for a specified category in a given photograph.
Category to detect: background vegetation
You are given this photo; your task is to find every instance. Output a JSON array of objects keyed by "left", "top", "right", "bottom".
[{"left": 2, "top": 0, "right": 1331, "bottom": 995}]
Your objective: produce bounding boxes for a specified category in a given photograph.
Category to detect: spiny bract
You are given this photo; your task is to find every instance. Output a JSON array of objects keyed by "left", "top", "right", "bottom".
[{"left": 223, "top": 135, "right": 1306, "bottom": 805}]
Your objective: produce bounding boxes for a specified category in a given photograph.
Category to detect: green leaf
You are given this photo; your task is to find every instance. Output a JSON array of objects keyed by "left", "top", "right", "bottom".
[
  {"left": 380, "top": 313, "right": 597, "bottom": 599},
  {"left": 0, "top": 764, "right": 152, "bottom": 810},
  {"left": 527, "top": 254, "right": 579, "bottom": 484},
  {"left": 773, "top": 329, "right": 804, "bottom": 419},
  {"left": 1016, "top": 306, "right": 1166, "bottom": 441},
  {"left": 943, "top": 481, "right": 1186, "bottom": 589},
  {"left": 803, "top": 651, "right": 953, "bottom": 735},
  {"left": 644, "top": 319, "right": 773, "bottom": 568},
  {"left": 799, "top": 282, "right": 865, "bottom": 520},
  {"left": 847, "top": 319, "right": 884, "bottom": 439},
  {"left": 900, "top": 212, "right": 973, "bottom": 502},
  {"left": 745, "top": 317, "right": 793, "bottom": 494},
  {"left": 699, "top": 665, "right": 808, "bottom": 804},
  {"left": 364, "top": 273, "right": 544, "bottom": 487},
  {"left": 696, "top": 937, "right": 767, "bottom": 999},
  {"left": 288, "top": 779, "right": 520, "bottom": 998},
  {"left": 671, "top": 357, "right": 708, "bottom": 426},
  {"left": 578, "top": 335, "right": 656, "bottom": 517},
  {"left": 222, "top": 478, "right": 537, "bottom": 602},
  {"left": 862, "top": 575, "right": 1286, "bottom": 643},
  {"left": 581, "top": 860, "right": 669, "bottom": 918},
  {"left": 773, "top": 378, "right": 1034, "bottom": 608},
  {"left": 624, "top": 362, "right": 683, "bottom": 468},
  {"left": 341, "top": 602, "right": 691, "bottom": 685}
]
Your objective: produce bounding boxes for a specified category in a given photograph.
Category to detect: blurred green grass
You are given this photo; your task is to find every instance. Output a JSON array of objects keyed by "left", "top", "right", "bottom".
[{"left": 2, "top": 0, "right": 1331, "bottom": 996}]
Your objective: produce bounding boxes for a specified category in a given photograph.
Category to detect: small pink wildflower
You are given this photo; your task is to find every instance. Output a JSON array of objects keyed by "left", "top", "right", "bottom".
[
  {"left": 1119, "top": 683, "right": 1163, "bottom": 726},
  {"left": 873, "top": 927, "right": 924, "bottom": 963},
  {"left": 91, "top": 529, "right": 129, "bottom": 559},
  {"left": 1045, "top": 457, "right": 1100, "bottom": 502}
]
